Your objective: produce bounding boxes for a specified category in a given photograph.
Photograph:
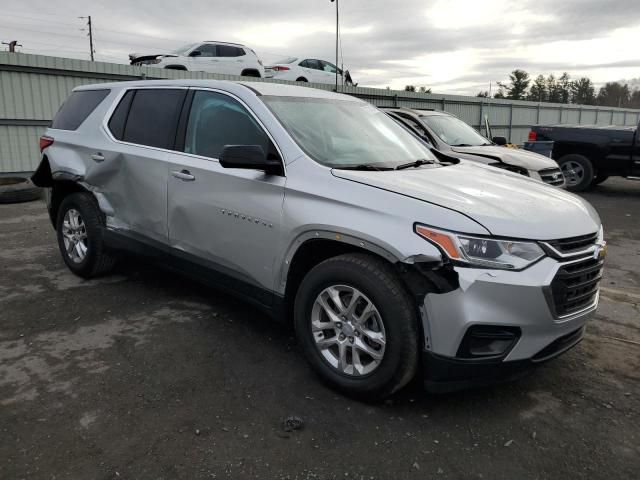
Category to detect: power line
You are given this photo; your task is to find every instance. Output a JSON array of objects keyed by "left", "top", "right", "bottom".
[
  {"left": 0, "top": 22, "right": 86, "bottom": 40},
  {"left": 2, "top": 12, "right": 80, "bottom": 28}
]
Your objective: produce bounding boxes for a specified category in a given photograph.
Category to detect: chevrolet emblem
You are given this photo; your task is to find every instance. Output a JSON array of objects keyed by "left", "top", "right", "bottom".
[{"left": 594, "top": 243, "right": 607, "bottom": 260}]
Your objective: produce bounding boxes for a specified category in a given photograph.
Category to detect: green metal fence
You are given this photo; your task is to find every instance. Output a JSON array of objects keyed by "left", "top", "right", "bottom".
[{"left": 2, "top": 51, "right": 639, "bottom": 174}]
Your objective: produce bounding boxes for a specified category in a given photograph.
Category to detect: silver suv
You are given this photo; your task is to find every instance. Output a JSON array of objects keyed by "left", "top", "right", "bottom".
[{"left": 32, "top": 80, "right": 606, "bottom": 399}]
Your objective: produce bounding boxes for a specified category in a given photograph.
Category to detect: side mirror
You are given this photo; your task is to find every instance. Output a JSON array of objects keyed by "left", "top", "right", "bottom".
[
  {"left": 492, "top": 136, "right": 507, "bottom": 146},
  {"left": 189, "top": 50, "right": 202, "bottom": 57},
  {"left": 219, "top": 145, "right": 282, "bottom": 175}
]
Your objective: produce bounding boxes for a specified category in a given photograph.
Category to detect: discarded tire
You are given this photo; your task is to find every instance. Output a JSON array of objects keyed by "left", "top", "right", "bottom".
[{"left": 0, "top": 177, "right": 43, "bottom": 204}]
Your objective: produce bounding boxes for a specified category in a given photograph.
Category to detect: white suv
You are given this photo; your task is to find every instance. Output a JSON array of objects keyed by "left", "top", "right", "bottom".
[
  {"left": 129, "top": 41, "right": 265, "bottom": 77},
  {"left": 265, "top": 57, "right": 344, "bottom": 85}
]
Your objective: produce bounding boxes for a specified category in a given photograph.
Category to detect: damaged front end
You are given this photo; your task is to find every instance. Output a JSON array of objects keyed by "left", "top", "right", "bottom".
[{"left": 129, "top": 53, "right": 176, "bottom": 65}]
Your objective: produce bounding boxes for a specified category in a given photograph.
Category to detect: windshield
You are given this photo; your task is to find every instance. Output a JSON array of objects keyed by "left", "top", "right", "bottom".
[
  {"left": 420, "top": 114, "right": 490, "bottom": 147},
  {"left": 262, "top": 96, "right": 438, "bottom": 169},
  {"left": 171, "top": 43, "right": 199, "bottom": 55}
]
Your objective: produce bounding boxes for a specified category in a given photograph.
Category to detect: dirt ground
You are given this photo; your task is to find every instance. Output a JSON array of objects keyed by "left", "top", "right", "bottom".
[{"left": 1, "top": 178, "right": 639, "bottom": 480}]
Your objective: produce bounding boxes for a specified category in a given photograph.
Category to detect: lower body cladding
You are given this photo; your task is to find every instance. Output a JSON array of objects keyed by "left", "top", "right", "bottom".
[{"left": 419, "top": 256, "right": 601, "bottom": 392}]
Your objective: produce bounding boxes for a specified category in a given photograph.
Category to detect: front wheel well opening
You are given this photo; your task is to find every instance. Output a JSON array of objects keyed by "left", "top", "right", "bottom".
[
  {"left": 284, "top": 239, "right": 384, "bottom": 322},
  {"left": 50, "top": 180, "right": 91, "bottom": 228}
]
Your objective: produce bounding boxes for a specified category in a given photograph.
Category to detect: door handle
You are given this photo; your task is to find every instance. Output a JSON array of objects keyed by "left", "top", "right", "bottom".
[
  {"left": 171, "top": 169, "right": 195, "bottom": 181},
  {"left": 91, "top": 153, "right": 105, "bottom": 162}
]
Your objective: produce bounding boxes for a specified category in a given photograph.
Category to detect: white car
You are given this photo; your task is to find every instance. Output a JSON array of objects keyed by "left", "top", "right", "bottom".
[
  {"left": 129, "top": 41, "right": 265, "bottom": 77},
  {"left": 265, "top": 57, "right": 345, "bottom": 85}
]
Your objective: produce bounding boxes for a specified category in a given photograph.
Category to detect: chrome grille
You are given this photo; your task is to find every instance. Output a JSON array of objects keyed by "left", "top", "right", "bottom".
[
  {"left": 550, "top": 257, "right": 603, "bottom": 317},
  {"left": 547, "top": 232, "right": 598, "bottom": 254},
  {"left": 540, "top": 167, "right": 565, "bottom": 186}
]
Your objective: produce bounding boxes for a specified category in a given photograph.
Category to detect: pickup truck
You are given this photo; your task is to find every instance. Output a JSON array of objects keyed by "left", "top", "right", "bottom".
[{"left": 529, "top": 123, "right": 640, "bottom": 191}]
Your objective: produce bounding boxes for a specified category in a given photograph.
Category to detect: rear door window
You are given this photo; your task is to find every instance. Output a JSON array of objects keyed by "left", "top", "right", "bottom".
[
  {"left": 51, "top": 89, "right": 110, "bottom": 130},
  {"left": 119, "top": 89, "right": 186, "bottom": 149},
  {"left": 217, "top": 45, "right": 244, "bottom": 57},
  {"left": 306, "top": 60, "right": 322, "bottom": 70},
  {"left": 107, "top": 90, "right": 135, "bottom": 140}
]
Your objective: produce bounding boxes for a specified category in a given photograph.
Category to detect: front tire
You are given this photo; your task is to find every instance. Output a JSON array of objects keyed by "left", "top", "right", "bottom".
[
  {"left": 558, "top": 154, "right": 594, "bottom": 192},
  {"left": 56, "top": 192, "right": 116, "bottom": 279},
  {"left": 294, "top": 253, "right": 419, "bottom": 399}
]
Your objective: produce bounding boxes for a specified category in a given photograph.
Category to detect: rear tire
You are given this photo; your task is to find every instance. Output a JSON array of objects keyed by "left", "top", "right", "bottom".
[
  {"left": 56, "top": 192, "right": 116, "bottom": 279},
  {"left": 294, "top": 253, "right": 419, "bottom": 400},
  {"left": 296, "top": 77, "right": 308, "bottom": 82},
  {"left": 558, "top": 154, "right": 594, "bottom": 192}
]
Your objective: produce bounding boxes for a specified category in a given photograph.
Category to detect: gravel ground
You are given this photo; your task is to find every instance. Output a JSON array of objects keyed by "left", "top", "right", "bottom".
[{"left": 1, "top": 178, "right": 639, "bottom": 480}]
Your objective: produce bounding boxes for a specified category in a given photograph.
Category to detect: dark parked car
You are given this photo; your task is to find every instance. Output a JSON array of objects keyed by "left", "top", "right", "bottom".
[
  {"left": 529, "top": 123, "right": 640, "bottom": 191},
  {"left": 383, "top": 108, "right": 565, "bottom": 187}
]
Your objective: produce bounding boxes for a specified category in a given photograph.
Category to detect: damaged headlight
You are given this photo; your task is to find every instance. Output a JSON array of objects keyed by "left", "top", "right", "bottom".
[{"left": 415, "top": 225, "right": 545, "bottom": 270}]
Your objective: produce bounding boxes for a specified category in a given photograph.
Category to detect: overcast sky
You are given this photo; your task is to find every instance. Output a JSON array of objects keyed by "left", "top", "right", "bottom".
[{"left": 2, "top": 0, "right": 639, "bottom": 95}]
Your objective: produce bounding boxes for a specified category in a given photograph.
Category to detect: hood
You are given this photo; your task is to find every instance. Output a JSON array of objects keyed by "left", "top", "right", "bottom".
[
  {"left": 129, "top": 52, "right": 177, "bottom": 63},
  {"left": 332, "top": 162, "right": 600, "bottom": 240},
  {"left": 450, "top": 145, "right": 558, "bottom": 171}
]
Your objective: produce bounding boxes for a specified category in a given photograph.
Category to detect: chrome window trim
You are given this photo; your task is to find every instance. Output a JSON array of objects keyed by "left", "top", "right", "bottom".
[{"left": 101, "top": 85, "right": 287, "bottom": 175}]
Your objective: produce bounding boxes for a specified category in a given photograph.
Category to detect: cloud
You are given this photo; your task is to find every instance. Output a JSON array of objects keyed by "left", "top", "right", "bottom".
[{"left": 2, "top": 0, "right": 640, "bottom": 94}]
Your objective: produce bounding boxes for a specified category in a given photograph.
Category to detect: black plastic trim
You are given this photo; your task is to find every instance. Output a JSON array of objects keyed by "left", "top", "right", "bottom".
[
  {"left": 422, "top": 327, "right": 584, "bottom": 392},
  {"left": 102, "top": 228, "right": 287, "bottom": 320}
]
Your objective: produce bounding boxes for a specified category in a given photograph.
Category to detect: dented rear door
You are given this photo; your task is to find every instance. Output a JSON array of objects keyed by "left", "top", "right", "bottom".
[{"left": 97, "top": 87, "right": 187, "bottom": 244}]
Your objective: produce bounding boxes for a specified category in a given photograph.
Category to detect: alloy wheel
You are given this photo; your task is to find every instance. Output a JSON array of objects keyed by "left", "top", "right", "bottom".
[
  {"left": 311, "top": 285, "right": 387, "bottom": 376},
  {"left": 561, "top": 160, "right": 584, "bottom": 187},
  {"left": 62, "top": 208, "right": 88, "bottom": 263}
]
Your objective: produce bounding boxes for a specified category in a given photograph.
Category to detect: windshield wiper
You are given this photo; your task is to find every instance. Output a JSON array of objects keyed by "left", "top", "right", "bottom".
[
  {"left": 451, "top": 143, "right": 473, "bottom": 147},
  {"left": 336, "top": 164, "right": 394, "bottom": 171},
  {"left": 394, "top": 159, "right": 437, "bottom": 170}
]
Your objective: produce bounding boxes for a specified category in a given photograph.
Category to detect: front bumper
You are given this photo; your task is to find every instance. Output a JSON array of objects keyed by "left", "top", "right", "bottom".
[
  {"left": 422, "top": 326, "right": 585, "bottom": 392},
  {"left": 420, "top": 257, "right": 597, "bottom": 391}
]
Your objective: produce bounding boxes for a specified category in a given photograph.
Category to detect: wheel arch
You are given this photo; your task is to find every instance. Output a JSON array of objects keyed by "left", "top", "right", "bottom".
[
  {"left": 49, "top": 178, "right": 94, "bottom": 229},
  {"left": 553, "top": 142, "right": 603, "bottom": 166},
  {"left": 241, "top": 68, "right": 261, "bottom": 78},
  {"left": 280, "top": 232, "right": 454, "bottom": 331}
]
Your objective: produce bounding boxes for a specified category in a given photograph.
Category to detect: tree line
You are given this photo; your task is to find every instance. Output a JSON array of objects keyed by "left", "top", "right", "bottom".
[{"left": 478, "top": 70, "right": 640, "bottom": 108}]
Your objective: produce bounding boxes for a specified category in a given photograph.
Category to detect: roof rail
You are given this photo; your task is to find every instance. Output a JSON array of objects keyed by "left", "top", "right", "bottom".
[{"left": 203, "top": 41, "right": 244, "bottom": 46}]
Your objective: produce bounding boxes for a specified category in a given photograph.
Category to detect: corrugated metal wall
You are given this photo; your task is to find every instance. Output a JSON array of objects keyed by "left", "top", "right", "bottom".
[{"left": 2, "top": 52, "right": 640, "bottom": 174}]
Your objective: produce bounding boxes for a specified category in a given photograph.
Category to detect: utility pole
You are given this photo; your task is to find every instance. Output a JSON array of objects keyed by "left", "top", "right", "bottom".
[
  {"left": 2, "top": 40, "right": 22, "bottom": 53},
  {"left": 79, "top": 16, "right": 95, "bottom": 61},
  {"left": 330, "top": 0, "right": 339, "bottom": 92}
]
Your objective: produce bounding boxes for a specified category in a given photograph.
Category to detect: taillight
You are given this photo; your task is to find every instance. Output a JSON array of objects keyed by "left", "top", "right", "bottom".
[
  {"left": 39, "top": 135, "right": 54, "bottom": 152},
  {"left": 270, "top": 66, "right": 290, "bottom": 71},
  {"left": 528, "top": 131, "right": 537, "bottom": 142}
]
